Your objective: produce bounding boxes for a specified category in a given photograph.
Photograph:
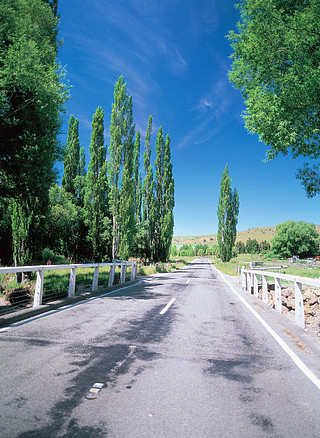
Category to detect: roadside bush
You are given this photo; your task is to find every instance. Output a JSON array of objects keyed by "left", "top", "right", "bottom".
[{"left": 41, "top": 248, "right": 69, "bottom": 265}]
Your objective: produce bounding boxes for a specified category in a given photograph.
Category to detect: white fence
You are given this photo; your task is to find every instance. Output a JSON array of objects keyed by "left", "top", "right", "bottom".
[
  {"left": 241, "top": 267, "right": 320, "bottom": 329},
  {"left": 0, "top": 261, "right": 137, "bottom": 308}
]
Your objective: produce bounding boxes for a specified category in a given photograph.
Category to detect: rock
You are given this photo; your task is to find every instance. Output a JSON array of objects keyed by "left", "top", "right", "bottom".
[
  {"left": 306, "top": 315, "right": 316, "bottom": 324},
  {"left": 282, "top": 306, "right": 289, "bottom": 315},
  {"left": 307, "top": 296, "right": 318, "bottom": 306},
  {"left": 304, "top": 303, "right": 315, "bottom": 316},
  {"left": 286, "top": 298, "right": 295, "bottom": 310},
  {"left": 304, "top": 289, "right": 317, "bottom": 301}
]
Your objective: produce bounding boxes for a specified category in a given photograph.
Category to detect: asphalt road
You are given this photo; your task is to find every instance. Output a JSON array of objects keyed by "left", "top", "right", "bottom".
[{"left": 1, "top": 258, "right": 320, "bottom": 437}]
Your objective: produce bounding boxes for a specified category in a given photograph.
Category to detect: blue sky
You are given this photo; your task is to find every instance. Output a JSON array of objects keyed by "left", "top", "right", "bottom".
[{"left": 57, "top": 0, "right": 318, "bottom": 236}]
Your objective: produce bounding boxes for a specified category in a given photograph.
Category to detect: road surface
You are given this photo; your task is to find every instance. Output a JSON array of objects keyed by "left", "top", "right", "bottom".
[{"left": 1, "top": 258, "right": 320, "bottom": 437}]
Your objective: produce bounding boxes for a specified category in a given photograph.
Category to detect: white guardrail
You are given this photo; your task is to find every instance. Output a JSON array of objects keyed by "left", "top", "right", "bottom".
[
  {"left": 0, "top": 261, "right": 137, "bottom": 308},
  {"left": 241, "top": 267, "right": 320, "bottom": 329}
]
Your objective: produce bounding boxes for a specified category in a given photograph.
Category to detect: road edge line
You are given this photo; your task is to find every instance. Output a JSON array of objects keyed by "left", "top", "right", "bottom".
[
  {"left": 4, "top": 281, "right": 145, "bottom": 330},
  {"left": 211, "top": 263, "right": 320, "bottom": 392}
]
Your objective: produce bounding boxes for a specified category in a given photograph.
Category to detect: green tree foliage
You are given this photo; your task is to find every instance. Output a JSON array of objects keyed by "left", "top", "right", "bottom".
[
  {"left": 228, "top": 0, "right": 320, "bottom": 196},
  {"left": 245, "top": 238, "right": 260, "bottom": 254},
  {"left": 118, "top": 116, "right": 135, "bottom": 260},
  {"left": 0, "top": 199, "right": 11, "bottom": 264},
  {"left": 153, "top": 128, "right": 175, "bottom": 261},
  {"left": 161, "top": 134, "right": 175, "bottom": 261},
  {"left": 62, "top": 115, "right": 80, "bottom": 198},
  {"left": 42, "top": 0, "right": 58, "bottom": 17},
  {"left": 236, "top": 241, "right": 246, "bottom": 254},
  {"left": 133, "top": 131, "right": 142, "bottom": 224},
  {"left": 217, "top": 164, "right": 239, "bottom": 262},
  {"left": 271, "top": 220, "right": 319, "bottom": 258},
  {"left": 0, "top": 0, "right": 68, "bottom": 264},
  {"left": 108, "top": 76, "right": 135, "bottom": 259},
  {"left": 179, "top": 244, "right": 194, "bottom": 257},
  {"left": 47, "top": 186, "right": 82, "bottom": 258},
  {"left": 259, "top": 240, "right": 271, "bottom": 253},
  {"left": 141, "top": 115, "right": 155, "bottom": 260},
  {"left": 170, "top": 245, "right": 177, "bottom": 257},
  {"left": 195, "top": 243, "right": 208, "bottom": 256},
  {"left": 85, "top": 107, "right": 110, "bottom": 261}
]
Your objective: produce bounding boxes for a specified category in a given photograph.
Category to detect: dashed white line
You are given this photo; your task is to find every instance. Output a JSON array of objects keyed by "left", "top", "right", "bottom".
[
  {"left": 159, "top": 298, "right": 176, "bottom": 315},
  {"left": 186, "top": 279, "right": 191, "bottom": 284}
]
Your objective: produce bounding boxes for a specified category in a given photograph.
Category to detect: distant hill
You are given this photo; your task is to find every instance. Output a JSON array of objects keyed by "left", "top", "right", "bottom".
[{"left": 172, "top": 225, "right": 320, "bottom": 248}]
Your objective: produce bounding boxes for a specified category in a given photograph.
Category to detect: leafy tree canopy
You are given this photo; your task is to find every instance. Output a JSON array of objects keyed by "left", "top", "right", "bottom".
[
  {"left": 228, "top": 0, "right": 320, "bottom": 196},
  {"left": 271, "top": 220, "right": 319, "bottom": 258}
]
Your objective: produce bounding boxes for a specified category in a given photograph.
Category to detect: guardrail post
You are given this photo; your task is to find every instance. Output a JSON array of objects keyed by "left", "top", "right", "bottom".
[
  {"left": 68, "top": 267, "right": 77, "bottom": 298},
  {"left": 294, "top": 281, "right": 305, "bottom": 329},
  {"left": 262, "top": 274, "right": 268, "bottom": 304},
  {"left": 249, "top": 273, "right": 254, "bottom": 294},
  {"left": 275, "top": 276, "right": 282, "bottom": 313},
  {"left": 108, "top": 264, "right": 115, "bottom": 287},
  {"left": 241, "top": 267, "right": 246, "bottom": 289},
  {"left": 92, "top": 266, "right": 99, "bottom": 291},
  {"left": 253, "top": 274, "right": 259, "bottom": 297},
  {"left": 33, "top": 269, "right": 44, "bottom": 307},
  {"left": 131, "top": 263, "right": 137, "bottom": 281},
  {"left": 120, "top": 264, "right": 126, "bottom": 284}
]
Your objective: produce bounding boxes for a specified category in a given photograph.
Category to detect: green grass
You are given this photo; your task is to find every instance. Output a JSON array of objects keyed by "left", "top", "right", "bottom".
[
  {"left": 43, "top": 266, "right": 112, "bottom": 300},
  {"left": 139, "top": 259, "right": 189, "bottom": 276},
  {"left": 213, "top": 254, "right": 320, "bottom": 279},
  {"left": 282, "top": 266, "right": 320, "bottom": 279}
]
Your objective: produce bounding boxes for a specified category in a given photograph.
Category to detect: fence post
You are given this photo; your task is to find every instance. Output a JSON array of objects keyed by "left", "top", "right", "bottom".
[
  {"left": 275, "top": 276, "right": 282, "bottom": 313},
  {"left": 262, "top": 274, "right": 268, "bottom": 304},
  {"left": 249, "top": 272, "right": 254, "bottom": 294},
  {"left": 241, "top": 267, "right": 246, "bottom": 289},
  {"left": 131, "top": 263, "right": 137, "bottom": 281},
  {"left": 108, "top": 264, "right": 115, "bottom": 287},
  {"left": 294, "top": 281, "right": 305, "bottom": 329},
  {"left": 253, "top": 274, "right": 259, "bottom": 297},
  {"left": 92, "top": 266, "right": 99, "bottom": 291},
  {"left": 120, "top": 264, "right": 126, "bottom": 284},
  {"left": 68, "top": 267, "right": 77, "bottom": 298},
  {"left": 33, "top": 269, "right": 44, "bottom": 307}
]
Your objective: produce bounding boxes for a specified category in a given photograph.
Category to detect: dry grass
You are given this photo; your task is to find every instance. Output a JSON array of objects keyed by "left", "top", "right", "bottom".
[{"left": 173, "top": 225, "right": 320, "bottom": 247}]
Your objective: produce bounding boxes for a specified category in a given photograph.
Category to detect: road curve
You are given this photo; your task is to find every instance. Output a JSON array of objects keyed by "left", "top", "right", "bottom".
[{"left": 0, "top": 258, "right": 320, "bottom": 437}]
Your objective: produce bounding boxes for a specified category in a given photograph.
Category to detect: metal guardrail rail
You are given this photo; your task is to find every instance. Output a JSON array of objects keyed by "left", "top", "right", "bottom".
[
  {"left": 0, "top": 261, "right": 137, "bottom": 309},
  {"left": 241, "top": 267, "right": 320, "bottom": 329}
]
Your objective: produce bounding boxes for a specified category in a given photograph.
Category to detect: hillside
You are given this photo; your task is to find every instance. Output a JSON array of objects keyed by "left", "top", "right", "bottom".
[{"left": 172, "top": 225, "right": 320, "bottom": 247}]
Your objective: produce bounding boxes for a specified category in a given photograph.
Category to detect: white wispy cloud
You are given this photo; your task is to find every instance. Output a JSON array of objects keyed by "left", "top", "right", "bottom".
[{"left": 177, "top": 77, "right": 234, "bottom": 149}]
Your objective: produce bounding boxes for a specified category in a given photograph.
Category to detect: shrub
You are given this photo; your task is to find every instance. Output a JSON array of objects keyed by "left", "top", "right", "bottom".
[{"left": 41, "top": 248, "right": 69, "bottom": 265}]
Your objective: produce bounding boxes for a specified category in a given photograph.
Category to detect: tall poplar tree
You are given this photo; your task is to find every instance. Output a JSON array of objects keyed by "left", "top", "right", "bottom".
[
  {"left": 133, "top": 131, "right": 142, "bottom": 224},
  {"left": 119, "top": 131, "right": 135, "bottom": 259},
  {"left": 217, "top": 165, "right": 239, "bottom": 262},
  {"left": 153, "top": 129, "right": 174, "bottom": 261},
  {"left": 161, "top": 134, "right": 175, "bottom": 261},
  {"left": 85, "top": 106, "right": 109, "bottom": 261},
  {"left": 108, "top": 76, "right": 135, "bottom": 259},
  {"left": 62, "top": 115, "right": 80, "bottom": 198},
  {"left": 141, "top": 116, "right": 155, "bottom": 260},
  {"left": 153, "top": 127, "right": 165, "bottom": 261}
]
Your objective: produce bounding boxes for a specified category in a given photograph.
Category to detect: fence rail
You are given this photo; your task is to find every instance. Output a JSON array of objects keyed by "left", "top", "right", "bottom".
[
  {"left": 241, "top": 267, "right": 320, "bottom": 329},
  {"left": 0, "top": 261, "right": 137, "bottom": 310}
]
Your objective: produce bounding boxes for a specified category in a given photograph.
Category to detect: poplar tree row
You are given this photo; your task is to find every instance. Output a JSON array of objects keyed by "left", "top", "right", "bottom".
[{"left": 48, "top": 76, "right": 175, "bottom": 263}]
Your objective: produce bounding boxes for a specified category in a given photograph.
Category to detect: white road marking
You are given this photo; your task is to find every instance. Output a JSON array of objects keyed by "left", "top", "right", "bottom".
[
  {"left": 159, "top": 298, "right": 176, "bottom": 315},
  {"left": 0, "top": 280, "right": 144, "bottom": 332},
  {"left": 211, "top": 264, "right": 320, "bottom": 392},
  {"left": 186, "top": 279, "right": 191, "bottom": 284}
]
